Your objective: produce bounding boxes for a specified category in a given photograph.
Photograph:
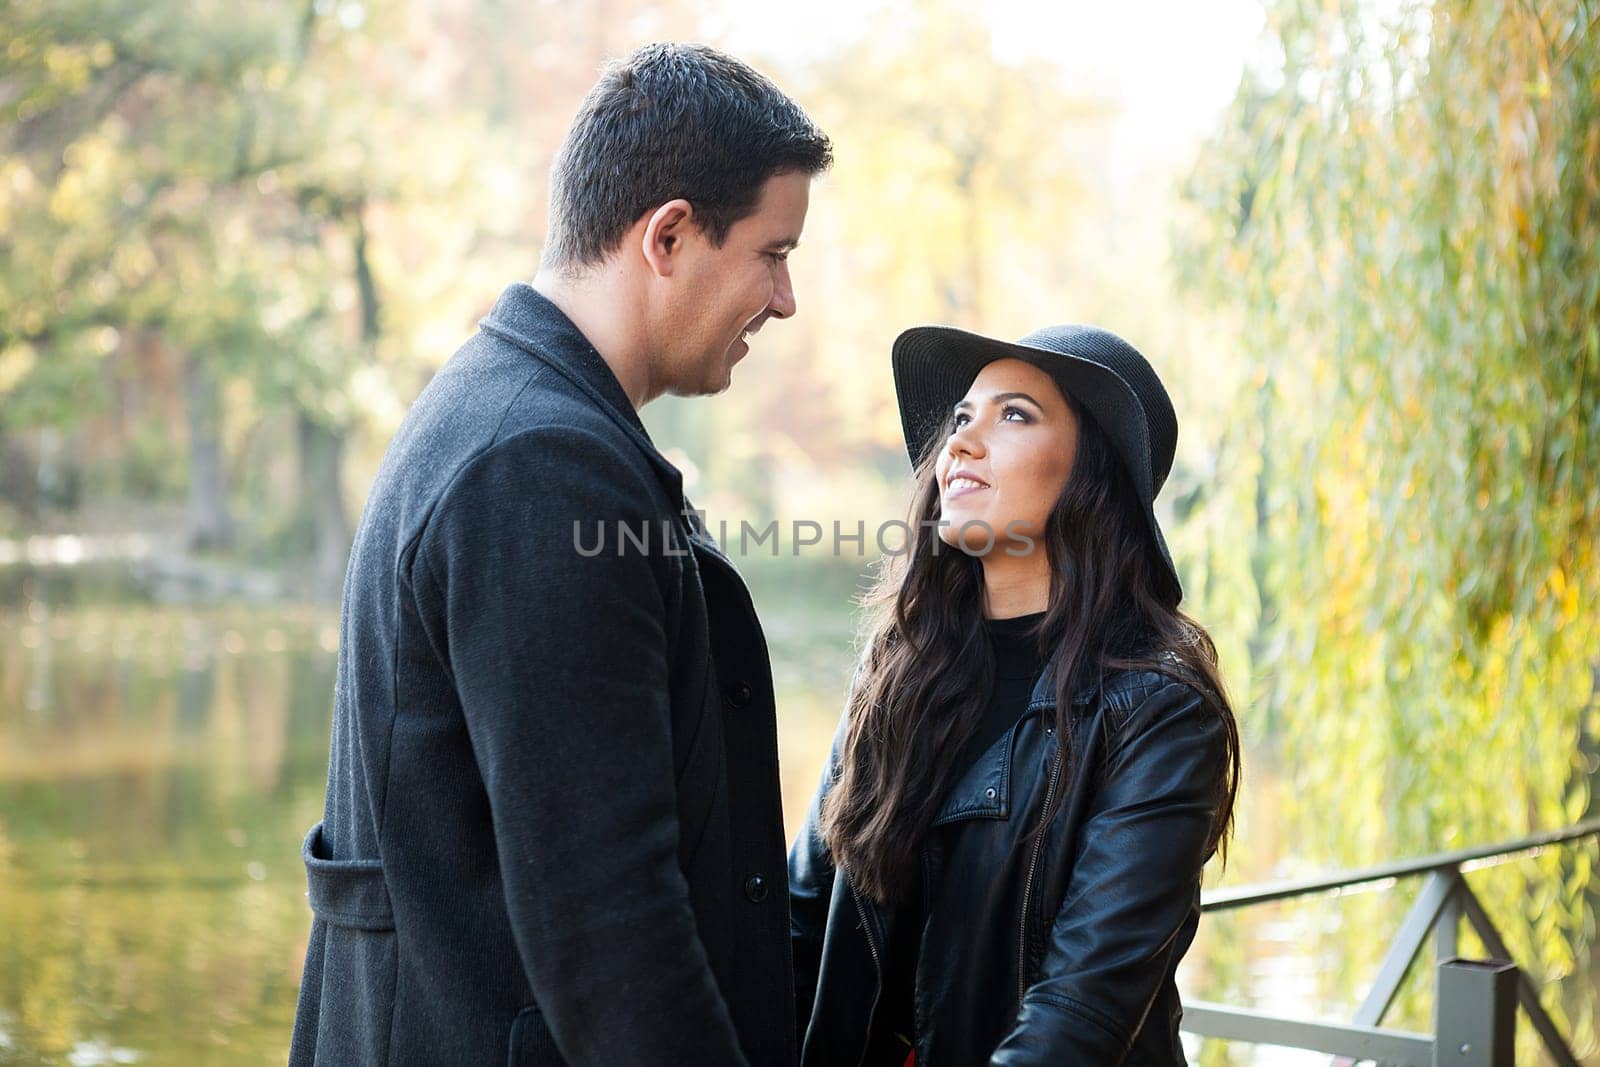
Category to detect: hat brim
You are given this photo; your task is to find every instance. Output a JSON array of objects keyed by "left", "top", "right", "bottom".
[{"left": 890, "top": 324, "right": 1181, "bottom": 602}]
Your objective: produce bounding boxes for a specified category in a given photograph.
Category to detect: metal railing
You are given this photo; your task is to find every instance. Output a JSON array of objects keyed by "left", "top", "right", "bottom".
[{"left": 1181, "top": 815, "right": 1600, "bottom": 1066}]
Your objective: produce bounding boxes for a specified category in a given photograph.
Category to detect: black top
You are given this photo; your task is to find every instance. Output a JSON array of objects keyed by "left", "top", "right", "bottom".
[
  {"left": 868, "top": 611, "right": 1047, "bottom": 1063},
  {"left": 966, "top": 611, "right": 1050, "bottom": 767}
]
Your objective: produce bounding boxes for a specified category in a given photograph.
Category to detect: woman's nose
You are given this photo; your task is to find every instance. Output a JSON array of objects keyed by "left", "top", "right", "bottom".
[{"left": 947, "top": 422, "right": 985, "bottom": 458}]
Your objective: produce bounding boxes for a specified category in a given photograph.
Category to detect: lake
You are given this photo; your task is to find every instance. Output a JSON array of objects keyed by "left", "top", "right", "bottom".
[{"left": 0, "top": 556, "right": 1591, "bottom": 1065}]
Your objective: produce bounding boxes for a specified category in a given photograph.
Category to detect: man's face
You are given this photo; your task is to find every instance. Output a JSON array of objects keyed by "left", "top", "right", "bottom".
[{"left": 658, "top": 170, "right": 811, "bottom": 397}]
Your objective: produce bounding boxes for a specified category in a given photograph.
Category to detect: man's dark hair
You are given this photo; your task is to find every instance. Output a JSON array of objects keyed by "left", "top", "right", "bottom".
[{"left": 543, "top": 43, "right": 832, "bottom": 270}]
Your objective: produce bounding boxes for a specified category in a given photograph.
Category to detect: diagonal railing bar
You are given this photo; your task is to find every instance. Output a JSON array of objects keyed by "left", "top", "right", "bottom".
[
  {"left": 1353, "top": 869, "right": 1459, "bottom": 1027},
  {"left": 1455, "top": 880, "right": 1582, "bottom": 1067},
  {"left": 1330, "top": 870, "right": 1461, "bottom": 1067}
]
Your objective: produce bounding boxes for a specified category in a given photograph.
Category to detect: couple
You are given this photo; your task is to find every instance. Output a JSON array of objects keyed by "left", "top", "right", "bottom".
[{"left": 289, "top": 43, "right": 1240, "bottom": 1067}]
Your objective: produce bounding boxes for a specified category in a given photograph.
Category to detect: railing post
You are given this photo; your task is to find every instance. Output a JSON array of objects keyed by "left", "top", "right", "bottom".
[
  {"left": 1435, "top": 879, "right": 1460, "bottom": 962},
  {"left": 1433, "top": 959, "right": 1516, "bottom": 1067}
]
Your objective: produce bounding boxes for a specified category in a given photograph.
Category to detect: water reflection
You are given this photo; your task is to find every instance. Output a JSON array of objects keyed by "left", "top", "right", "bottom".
[
  {"left": 0, "top": 567, "right": 336, "bottom": 1064},
  {"left": 3, "top": 561, "right": 1590, "bottom": 1064}
]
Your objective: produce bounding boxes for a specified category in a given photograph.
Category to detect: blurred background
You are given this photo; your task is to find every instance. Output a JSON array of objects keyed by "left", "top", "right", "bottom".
[{"left": 2, "top": 0, "right": 1597, "bottom": 1063}]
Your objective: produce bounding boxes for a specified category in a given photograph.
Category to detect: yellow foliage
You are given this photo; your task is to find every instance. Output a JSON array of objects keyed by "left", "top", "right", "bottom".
[
  {"left": 42, "top": 42, "right": 90, "bottom": 89},
  {"left": 46, "top": 170, "right": 88, "bottom": 224},
  {"left": 0, "top": 344, "right": 39, "bottom": 394}
]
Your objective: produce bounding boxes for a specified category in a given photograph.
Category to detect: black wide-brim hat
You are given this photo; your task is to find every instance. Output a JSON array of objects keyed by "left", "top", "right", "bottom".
[{"left": 891, "top": 323, "right": 1183, "bottom": 603}]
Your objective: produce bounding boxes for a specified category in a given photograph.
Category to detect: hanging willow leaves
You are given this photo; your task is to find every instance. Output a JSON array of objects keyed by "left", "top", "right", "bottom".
[{"left": 1177, "top": 0, "right": 1599, "bottom": 1056}]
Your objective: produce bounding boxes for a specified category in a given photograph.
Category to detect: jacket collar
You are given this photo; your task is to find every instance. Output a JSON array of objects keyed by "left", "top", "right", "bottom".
[
  {"left": 933, "top": 669, "right": 1098, "bottom": 827},
  {"left": 1028, "top": 666, "right": 1101, "bottom": 711},
  {"left": 477, "top": 282, "right": 685, "bottom": 503}
]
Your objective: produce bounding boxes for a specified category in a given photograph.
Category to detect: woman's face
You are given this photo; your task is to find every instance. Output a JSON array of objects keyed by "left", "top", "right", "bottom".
[{"left": 935, "top": 358, "right": 1079, "bottom": 556}]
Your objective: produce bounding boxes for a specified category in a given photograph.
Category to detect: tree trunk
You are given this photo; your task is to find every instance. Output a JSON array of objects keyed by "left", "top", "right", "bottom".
[
  {"left": 0, "top": 431, "right": 39, "bottom": 524},
  {"left": 183, "top": 353, "right": 234, "bottom": 551},
  {"left": 297, "top": 411, "right": 350, "bottom": 595}
]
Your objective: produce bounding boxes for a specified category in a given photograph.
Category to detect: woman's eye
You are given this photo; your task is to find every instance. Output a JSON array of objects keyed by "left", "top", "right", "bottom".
[
  {"left": 950, "top": 412, "right": 971, "bottom": 430},
  {"left": 1002, "top": 405, "right": 1030, "bottom": 422}
]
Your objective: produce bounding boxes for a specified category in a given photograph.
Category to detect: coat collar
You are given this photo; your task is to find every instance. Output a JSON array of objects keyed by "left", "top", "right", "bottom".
[{"left": 477, "top": 282, "right": 685, "bottom": 503}]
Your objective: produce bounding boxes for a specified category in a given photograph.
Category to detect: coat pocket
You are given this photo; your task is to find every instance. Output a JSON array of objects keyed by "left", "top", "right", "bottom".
[
  {"left": 298, "top": 821, "right": 399, "bottom": 1062},
  {"left": 302, "top": 820, "right": 394, "bottom": 930},
  {"left": 508, "top": 1004, "right": 565, "bottom": 1066}
]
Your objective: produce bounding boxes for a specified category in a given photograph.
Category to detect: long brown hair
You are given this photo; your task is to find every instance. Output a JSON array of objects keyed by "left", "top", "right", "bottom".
[{"left": 820, "top": 399, "right": 1241, "bottom": 906}]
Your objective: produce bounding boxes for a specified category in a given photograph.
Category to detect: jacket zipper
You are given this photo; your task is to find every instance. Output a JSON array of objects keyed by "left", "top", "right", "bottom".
[
  {"left": 850, "top": 883, "right": 884, "bottom": 1067},
  {"left": 851, "top": 883, "right": 883, "bottom": 968},
  {"left": 1016, "top": 736, "right": 1066, "bottom": 1009}
]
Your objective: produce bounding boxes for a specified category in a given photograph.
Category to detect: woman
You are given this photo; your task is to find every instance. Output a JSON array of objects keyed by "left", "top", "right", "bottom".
[{"left": 789, "top": 324, "right": 1241, "bottom": 1066}]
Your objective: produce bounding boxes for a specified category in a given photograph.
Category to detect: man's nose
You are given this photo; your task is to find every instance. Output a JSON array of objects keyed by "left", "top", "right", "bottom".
[{"left": 767, "top": 262, "right": 796, "bottom": 319}]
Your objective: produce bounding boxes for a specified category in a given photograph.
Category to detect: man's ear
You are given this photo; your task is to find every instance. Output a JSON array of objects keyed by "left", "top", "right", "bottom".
[{"left": 641, "top": 199, "right": 695, "bottom": 278}]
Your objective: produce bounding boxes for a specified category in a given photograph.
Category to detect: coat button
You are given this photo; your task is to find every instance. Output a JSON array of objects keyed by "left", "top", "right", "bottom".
[
  {"left": 744, "top": 873, "right": 769, "bottom": 902},
  {"left": 727, "top": 681, "right": 753, "bottom": 708}
]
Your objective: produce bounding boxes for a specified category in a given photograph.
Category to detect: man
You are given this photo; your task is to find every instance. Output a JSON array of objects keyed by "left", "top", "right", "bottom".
[{"left": 288, "top": 43, "right": 831, "bottom": 1066}]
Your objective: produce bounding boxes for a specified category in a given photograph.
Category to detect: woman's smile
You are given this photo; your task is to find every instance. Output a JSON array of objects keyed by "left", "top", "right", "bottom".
[{"left": 944, "top": 469, "right": 991, "bottom": 502}]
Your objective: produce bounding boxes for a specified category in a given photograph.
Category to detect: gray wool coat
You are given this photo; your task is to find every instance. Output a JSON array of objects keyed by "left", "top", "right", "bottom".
[{"left": 288, "top": 283, "right": 795, "bottom": 1066}]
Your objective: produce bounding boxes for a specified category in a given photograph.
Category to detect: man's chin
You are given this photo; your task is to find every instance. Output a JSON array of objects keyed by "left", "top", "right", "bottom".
[
  {"left": 710, "top": 350, "right": 743, "bottom": 393},
  {"left": 666, "top": 368, "right": 735, "bottom": 399}
]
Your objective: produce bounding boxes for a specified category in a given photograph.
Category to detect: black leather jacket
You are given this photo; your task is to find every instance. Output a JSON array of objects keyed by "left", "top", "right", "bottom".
[{"left": 788, "top": 667, "right": 1228, "bottom": 1066}]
